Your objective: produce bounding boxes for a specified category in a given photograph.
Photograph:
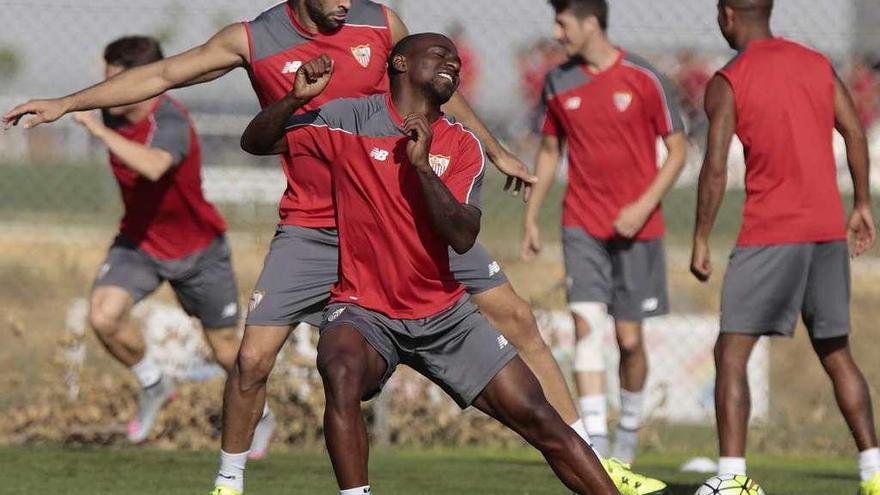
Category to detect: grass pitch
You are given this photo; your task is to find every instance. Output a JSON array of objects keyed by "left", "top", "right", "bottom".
[{"left": 0, "top": 445, "right": 858, "bottom": 494}]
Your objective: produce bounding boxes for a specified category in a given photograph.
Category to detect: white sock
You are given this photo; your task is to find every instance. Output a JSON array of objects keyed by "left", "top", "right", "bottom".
[
  {"left": 130, "top": 356, "right": 162, "bottom": 388},
  {"left": 859, "top": 448, "right": 880, "bottom": 481},
  {"left": 215, "top": 449, "right": 249, "bottom": 492},
  {"left": 262, "top": 401, "right": 271, "bottom": 419},
  {"left": 578, "top": 394, "right": 608, "bottom": 437},
  {"left": 340, "top": 486, "right": 371, "bottom": 495},
  {"left": 618, "top": 389, "right": 644, "bottom": 431},
  {"left": 718, "top": 456, "right": 747, "bottom": 476}
]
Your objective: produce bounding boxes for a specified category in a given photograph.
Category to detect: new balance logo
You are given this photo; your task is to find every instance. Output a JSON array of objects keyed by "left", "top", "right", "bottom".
[
  {"left": 565, "top": 96, "right": 582, "bottom": 110},
  {"left": 497, "top": 335, "right": 509, "bottom": 350},
  {"left": 221, "top": 302, "right": 238, "bottom": 319},
  {"left": 488, "top": 261, "right": 501, "bottom": 277},
  {"left": 641, "top": 297, "right": 659, "bottom": 312},
  {"left": 281, "top": 61, "right": 303, "bottom": 74},
  {"left": 370, "top": 147, "right": 389, "bottom": 161}
]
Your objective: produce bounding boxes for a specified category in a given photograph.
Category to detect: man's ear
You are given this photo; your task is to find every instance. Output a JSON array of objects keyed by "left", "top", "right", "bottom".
[{"left": 391, "top": 54, "right": 407, "bottom": 74}]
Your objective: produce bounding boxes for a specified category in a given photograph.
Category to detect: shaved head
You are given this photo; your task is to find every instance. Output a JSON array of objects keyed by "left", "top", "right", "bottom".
[
  {"left": 720, "top": 0, "right": 773, "bottom": 19},
  {"left": 717, "top": 0, "right": 773, "bottom": 49}
]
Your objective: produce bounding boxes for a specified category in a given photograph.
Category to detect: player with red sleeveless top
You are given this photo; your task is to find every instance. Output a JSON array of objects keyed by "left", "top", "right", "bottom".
[
  {"left": 2, "top": 2, "right": 618, "bottom": 492},
  {"left": 70, "top": 36, "right": 243, "bottom": 446},
  {"left": 690, "top": 1, "right": 880, "bottom": 492}
]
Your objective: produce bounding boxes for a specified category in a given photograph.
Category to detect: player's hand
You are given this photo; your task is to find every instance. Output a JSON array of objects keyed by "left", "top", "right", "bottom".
[
  {"left": 690, "top": 239, "right": 712, "bottom": 282},
  {"left": 613, "top": 200, "right": 653, "bottom": 238},
  {"left": 3, "top": 97, "right": 71, "bottom": 130},
  {"left": 293, "top": 55, "right": 334, "bottom": 101},
  {"left": 72, "top": 111, "right": 106, "bottom": 138},
  {"left": 490, "top": 149, "right": 538, "bottom": 202},
  {"left": 847, "top": 204, "right": 876, "bottom": 257},
  {"left": 401, "top": 113, "right": 433, "bottom": 172},
  {"left": 520, "top": 221, "right": 542, "bottom": 262}
]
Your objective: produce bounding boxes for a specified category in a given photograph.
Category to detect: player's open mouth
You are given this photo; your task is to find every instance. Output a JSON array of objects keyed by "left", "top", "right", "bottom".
[{"left": 435, "top": 72, "right": 457, "bottom": 85}]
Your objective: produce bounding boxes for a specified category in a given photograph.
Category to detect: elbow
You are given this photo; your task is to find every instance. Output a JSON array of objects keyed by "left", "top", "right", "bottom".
[
  {"left": 240, "top": 134, "right": 261, "bottom": 155},
  {"left": 449, "top": 221, "right": 479, "bottom": 254}
]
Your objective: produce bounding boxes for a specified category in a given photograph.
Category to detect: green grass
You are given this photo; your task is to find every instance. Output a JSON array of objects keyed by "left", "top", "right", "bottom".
[{"left": 0, "top": 445, "right": 859, "bottom": 494}]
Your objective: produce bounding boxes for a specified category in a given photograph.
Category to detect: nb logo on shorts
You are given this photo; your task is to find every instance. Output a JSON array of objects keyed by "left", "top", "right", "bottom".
[
  {"left": 641, "top": 297, "right": 659, "bottom": 312},
  {"left": 370, "top": 147, "right": 389, "bottom": 161},
  {"left": 97, "top": 263, "right": 111, "bottom": 280},
  {"left": 221, "top": 302, "right": 238, "bottom": 319},
  {"left": 497, "top": 335, "right": 509, "bottom": 350},
  {"left": 327, "top": 307, "right": 346, "bottom": 322},
  {"left": 488, "top": 261, "right": 501, "bottom": 277}
]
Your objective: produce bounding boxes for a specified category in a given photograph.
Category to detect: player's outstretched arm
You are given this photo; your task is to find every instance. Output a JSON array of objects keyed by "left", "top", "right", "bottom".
[
  {"left": 691, "top": 74, "right": 736, "bottom": 282},
  {"left": 241, "top": 55, "right": 334, "bottom": 156},
  {"left": 833, "top": 70, "right": 876, "bottom": 256},
  {"left": 2, "top": 23, "right": 248, "bottom": 130},
  {"left": 403, "top": 113, "right": 481, "bottom": 254},
  {"left": 521, "top": 133, "right": 562, "bottom": 262},
  {"left": 385, "top": 6, "right": 537, "bottom": 201}
]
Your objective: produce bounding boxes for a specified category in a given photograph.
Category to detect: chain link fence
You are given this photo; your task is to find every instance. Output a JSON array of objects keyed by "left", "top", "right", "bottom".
[{"left": 1, "top": 0, "right": 880, "bottom": 454}]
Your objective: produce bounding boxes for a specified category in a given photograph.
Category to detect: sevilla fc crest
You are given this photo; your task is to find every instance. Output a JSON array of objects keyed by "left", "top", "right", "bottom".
[
  {"left": 351, "top": 44, "right": 372, "bottom": 68},
  {"left": 429, "top": 154, "right": 451, "bottom": 176},
  {"left": 613, "top": 91, "right": 633, "bottom": 112}
]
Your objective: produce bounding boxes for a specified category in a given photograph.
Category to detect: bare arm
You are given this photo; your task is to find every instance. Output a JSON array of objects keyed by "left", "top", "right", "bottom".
[
  {"left": 3, "top": 23, "right": 248, "bottom": 129},
  {"left": 403, "top": 113, "right": 481, "bottom": 254},
  {"left": 386, "top": 7, "right": 538, "bottom": 200},
  {"left": 521, "top": 133, "right": 563, "bottom": 261},
  {"left": 73, "top": 112, "right": 173, "bottom": 182},
  {"left": 613, "top": 131, "right": 688, "bottom": 237},
  {"left": 833, "top": 70, "right": 876, "bottom": 256},
  {"left": 241, "top": 55, "right": 334, "bottom": 156},
  {"left": 690, "top": 75, "right": 736, "bottom": 281}
]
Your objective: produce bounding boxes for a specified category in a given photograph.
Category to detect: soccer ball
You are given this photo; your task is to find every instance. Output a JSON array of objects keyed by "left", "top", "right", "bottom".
[{"left": 694, "top": 474, "right": 766, "bottom": 495}]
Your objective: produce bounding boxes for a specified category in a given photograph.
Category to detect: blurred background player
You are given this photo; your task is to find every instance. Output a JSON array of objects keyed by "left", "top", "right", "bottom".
[
  {"left": 0, "top": 0, "right": 612, "bottom": 488},
  {"left": 522, "top": 0, "right": 687, "bottom": 466},
  {"left": 241, "top": 36, "right": 624, "bottom": 495},
  {"left": 690, "top": 1, "right": 880, "bottom": 493},
  {"left": 72, "top": 36, "right": 274, "bottom": 449}
]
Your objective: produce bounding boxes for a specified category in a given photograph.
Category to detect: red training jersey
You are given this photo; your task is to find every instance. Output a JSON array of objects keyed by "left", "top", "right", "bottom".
[
  {"left": 718, "top": 38, "right": 846, "bottom": 246},
  {"left": 286, "top": 94, "right": 485, "bottom": 319},
  {"left": 245, "top": 0, "right": 393, "bottom": 228},
  {"left": 541, "top": 50, "right": 685, "bottom": 240},
  {"left": 103, "top": 95, "right": 226, "bottom": 260}
]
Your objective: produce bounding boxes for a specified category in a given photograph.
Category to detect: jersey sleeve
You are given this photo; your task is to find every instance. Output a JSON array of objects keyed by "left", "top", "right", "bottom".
[
  {"left": 644, "top": 70, "right": 686, "bottom": 137},
  {"left": 540, "top": 77, "right": 564, "bottom": 137},
  {"left": 442, "top": 132, "right": 486, "bottom": 209},
  {"left": 285, "top": 110, "right": 337, "bottom": 163},
  {"left": 151, "top": 101, "right": 191, "bottom": 165}
]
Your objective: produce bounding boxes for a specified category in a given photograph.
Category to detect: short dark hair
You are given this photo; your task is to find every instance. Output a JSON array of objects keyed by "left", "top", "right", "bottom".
[
  {"left": 549, "top": 0, "right": 608, "bottom": 30},
  {"left": 103, "top": 36, "right": 164, "bottom": 69},
  {"left": 387, "top": 33, "right": 449, "bottom": 77}
]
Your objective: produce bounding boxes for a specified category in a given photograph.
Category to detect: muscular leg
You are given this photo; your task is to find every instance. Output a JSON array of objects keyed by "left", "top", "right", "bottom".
[
  {"left": 615, "top": 321, "right": 647, "bottom": 392},
  {"left": 472, "top": 356, "right": 618, "bottom": 495},
  {"left": 715, "top": 333, "right": 760, "bottom": 457},
  {"left": 473, "top": 283, "right": 580, "bottom": 424},
  {"left": 204, "top": 326, "right": 241, "bottom": 374},
  {"left": 812, "top": 336, "right": 879, "bottom": 451},
  {"left": 316, "top": 325, "right": 387, "bottom": 490},
  {"left": 88, "top": 286, "right": 144, "bottom": 366},
  {"left": 221, "top": 324, "right": 291, "bottom": 453}
]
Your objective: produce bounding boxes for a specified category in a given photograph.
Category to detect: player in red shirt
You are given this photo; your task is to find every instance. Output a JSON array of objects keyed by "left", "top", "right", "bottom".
[
  {"left": 690, "top": 1, "right": 880, "bottom": 492},
  {"left": 4, "top": 0, "right": 599, "bottom": 489},
  {"left": 240, "top": 34, "right": 622, "bottom": 495},
  {"left": 523, "top": 0, "right": 687, "bottom": 474},
  {"left": 69, "top": 36, "right": 257, "bottom": 445}
]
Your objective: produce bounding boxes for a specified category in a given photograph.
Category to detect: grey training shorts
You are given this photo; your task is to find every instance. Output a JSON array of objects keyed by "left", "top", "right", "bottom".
[
  {"left": 720, "top": 241, "right": 850, "bottom": 339},
  {"left": 246, "top": 226, "right": 509, "bottom": 328},
  {"left": 562, "top": 226, "right": 669, "bottom": 321},
  {"left": 319, "top": 295, "right": 519, "bottom": 408},
  {"left": 93, "top": 234, "right": 240, "bottom": 329}
]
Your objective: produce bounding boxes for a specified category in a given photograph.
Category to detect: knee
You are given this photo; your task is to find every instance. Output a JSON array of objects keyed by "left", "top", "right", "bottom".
[
  {"left": 88, "top": 306, "right": 124, "bottom": 337},
  {"left": 506, "top": 301, "right": 548, "bottom": 354},
  {"left": 235, "top": 346, "right": 275, "bottom": 390},
  {"left": 318, "top": 356, "right": 367, "bottom": 409},
  {"left": 616, "top": 331, "right": 644, "bottom": 357}
]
